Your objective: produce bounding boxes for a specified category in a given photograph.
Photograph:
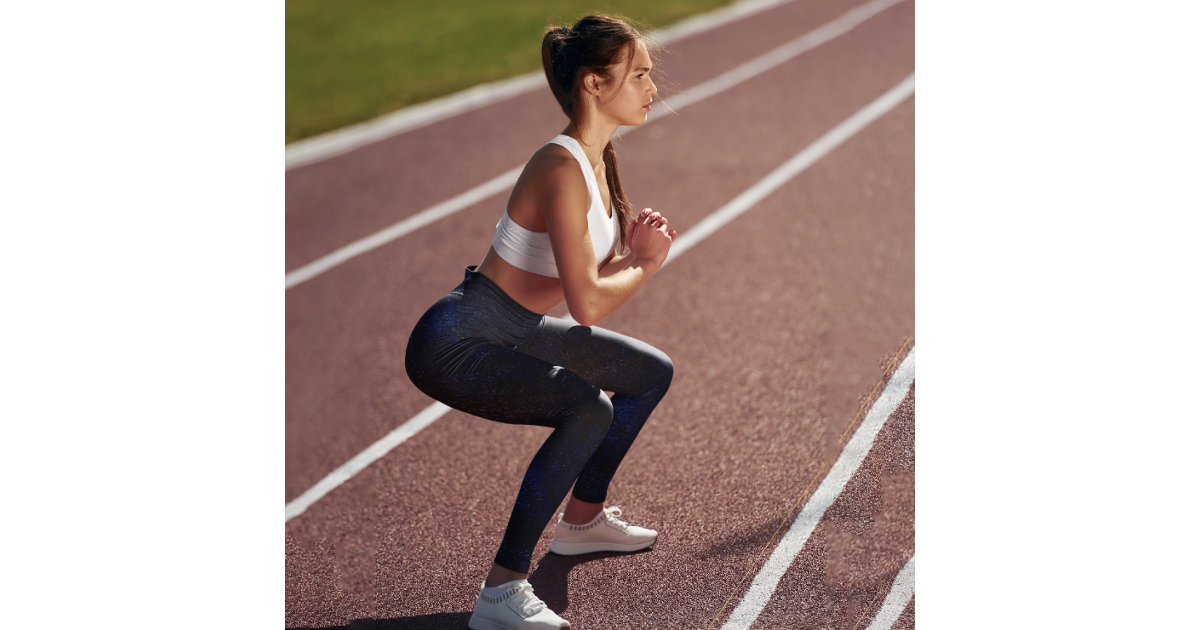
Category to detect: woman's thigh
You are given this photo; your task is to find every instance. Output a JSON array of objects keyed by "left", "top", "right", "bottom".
[
  {"left": 514, "top": 317, "right": 673, "bottom": 397},
  {"left": 410, "top": 335, "right": 605, "bottom": 429}
]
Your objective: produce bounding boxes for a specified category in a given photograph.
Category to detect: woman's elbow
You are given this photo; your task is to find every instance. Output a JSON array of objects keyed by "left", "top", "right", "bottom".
[
  {"left": 565, "top": 297, "right": 603, "bottom": 327},
  {"left": 568, "top": 308, "right": 601, "bottom": 327}
]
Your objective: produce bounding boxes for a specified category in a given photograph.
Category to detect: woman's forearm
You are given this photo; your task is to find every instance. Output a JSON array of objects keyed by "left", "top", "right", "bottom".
[{"left": 565, "top": 253, "right": 661, "bottom": 325}]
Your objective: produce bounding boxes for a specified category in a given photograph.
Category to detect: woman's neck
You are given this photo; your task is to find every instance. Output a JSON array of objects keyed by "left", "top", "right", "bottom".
[{"left": 562, "top": 122, "right": 616, "bottom": 167}]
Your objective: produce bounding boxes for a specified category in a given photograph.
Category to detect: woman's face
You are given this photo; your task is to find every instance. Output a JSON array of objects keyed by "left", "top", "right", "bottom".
[{"left": 594, "top": 40, "right": 657, "bottom": 127}]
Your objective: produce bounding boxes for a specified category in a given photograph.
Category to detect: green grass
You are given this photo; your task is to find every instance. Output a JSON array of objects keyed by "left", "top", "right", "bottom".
[{"left": 286, "top": 0, "right": 736, "bottom": 143}]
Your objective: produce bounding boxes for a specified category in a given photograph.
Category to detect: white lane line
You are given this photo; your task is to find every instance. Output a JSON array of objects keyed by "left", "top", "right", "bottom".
[
  {"left": 284, "top": 0, "right": 907, "bottom": 290},
  {"left": 865, "top": 556, "right": 916, "bottom": 630},
  {"left": 285, "top": 77, "right": 541, "bottom": 171},
  {"left": 285, "top": 76, "right": 914, "bottom": 522},
  {"left": 657, "top": 0, "right": 905, "bottom": 114},
  {"left": 285, "top": 402, "right": 450, "bottom": 521},
  {"left": 720, "top": 349, "right": 915, "bottom": 630},
  {"left": 284, "top": 0, "right": 797, "bottom": 170},
  {"left": 284, "top": 167, "right": 522, "bottom": 288},
  {"left": 667, "top": 73, "right": 914, "bottom": 264}
]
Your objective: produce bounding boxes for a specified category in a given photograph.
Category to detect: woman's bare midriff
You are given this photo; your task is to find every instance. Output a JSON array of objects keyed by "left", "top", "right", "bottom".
[{"left": 476, "top": 247, "right": 568, "bottom": 315}]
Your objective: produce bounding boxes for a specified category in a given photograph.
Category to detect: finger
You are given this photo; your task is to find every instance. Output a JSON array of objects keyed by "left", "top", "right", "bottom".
[{"left": 667, "top": 228, "right": 678, "bottom": 239}]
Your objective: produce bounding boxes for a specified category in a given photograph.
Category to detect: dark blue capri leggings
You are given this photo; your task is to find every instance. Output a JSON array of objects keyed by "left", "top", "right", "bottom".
[{"left": 405, "top": 266, "right": 673, "bottom": 574}]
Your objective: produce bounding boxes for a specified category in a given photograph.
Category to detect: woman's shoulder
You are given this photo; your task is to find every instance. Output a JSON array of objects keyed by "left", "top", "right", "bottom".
[
  {"left": 506, "top": 142, "right": 590, "bottom": 229},
  {"left": 522, "top": 143, "right": 586, "bottom": 196},
  {"left": 528, "top": 142, "right": 577, "bottom": 172}
]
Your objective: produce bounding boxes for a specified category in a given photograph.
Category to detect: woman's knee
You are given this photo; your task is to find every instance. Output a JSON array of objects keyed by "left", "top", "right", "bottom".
[
  {"left": 659, "top": 352, "right": 675, "bottom": 388},
  {"left": 562, "top": 388, "right": 614, "bottom": 437},
  {"left": 641, "top": 347, "right": 674, "bottom": 395}
]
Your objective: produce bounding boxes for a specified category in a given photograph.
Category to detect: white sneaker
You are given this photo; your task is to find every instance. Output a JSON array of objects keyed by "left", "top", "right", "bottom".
[
  {"left": 549, "top": 506, "right": 658, "bottom": 556},
  {"left": 467, "top": 579, "right": 570, "bottom": 630}
]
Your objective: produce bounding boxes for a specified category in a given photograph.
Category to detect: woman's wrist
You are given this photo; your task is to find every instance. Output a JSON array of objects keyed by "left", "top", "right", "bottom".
[{"left": 630, "top": 255, "right": 662, "bottom": 275}]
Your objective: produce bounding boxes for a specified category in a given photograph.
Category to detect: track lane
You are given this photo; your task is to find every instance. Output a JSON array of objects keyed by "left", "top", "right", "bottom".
[
  {"left": 729, "top": 385, "right": 915, "bottom": 629},
  {"left": 714, "top": 348, "right": 913, "bottom": 630}
]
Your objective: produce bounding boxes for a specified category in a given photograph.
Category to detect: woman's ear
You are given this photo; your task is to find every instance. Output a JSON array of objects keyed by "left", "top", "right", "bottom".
[{"left": 583, "top": 72, "right": 602, "bottom": 96}]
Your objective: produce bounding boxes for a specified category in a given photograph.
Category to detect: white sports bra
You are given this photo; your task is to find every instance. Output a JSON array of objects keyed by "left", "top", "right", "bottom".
[{"left": 491, "top": 135, "right": 619, "bottom": 278}]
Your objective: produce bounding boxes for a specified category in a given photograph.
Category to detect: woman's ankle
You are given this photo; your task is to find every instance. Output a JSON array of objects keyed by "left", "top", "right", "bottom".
[
  {"left": 562, "top": 497, "right": 603, "bottom": 525},
  {"left": 484, "top": 563, "right": 528, "bottom": 588}
]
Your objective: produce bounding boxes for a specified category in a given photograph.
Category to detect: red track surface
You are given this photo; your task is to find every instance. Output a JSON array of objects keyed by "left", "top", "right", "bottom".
[{"left": 286, "top": 0, "right": 914, "bottom": 627}]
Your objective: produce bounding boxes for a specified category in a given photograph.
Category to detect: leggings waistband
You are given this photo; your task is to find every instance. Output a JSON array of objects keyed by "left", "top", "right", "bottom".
[{"left": 458, "top": 265, "right": 544, "bottom": 329}]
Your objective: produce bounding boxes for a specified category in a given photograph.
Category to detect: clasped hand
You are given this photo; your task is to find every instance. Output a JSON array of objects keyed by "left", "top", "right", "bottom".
[{"left": 626, "top": 208, "right": 676, "bottom": 266}]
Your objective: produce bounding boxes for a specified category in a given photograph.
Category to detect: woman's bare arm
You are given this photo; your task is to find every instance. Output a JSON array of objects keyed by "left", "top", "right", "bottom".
[{"left": 540, "top": 160, "right": 674, "bottom": 326}]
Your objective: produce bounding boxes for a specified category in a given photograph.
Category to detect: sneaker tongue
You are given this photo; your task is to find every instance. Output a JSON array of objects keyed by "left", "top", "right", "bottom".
[
  {"left": 604, "top": 507, "right": 629, "bottom": 530},
  {"left": 513, "top": 582, "right": 546, "bottom": 616}
]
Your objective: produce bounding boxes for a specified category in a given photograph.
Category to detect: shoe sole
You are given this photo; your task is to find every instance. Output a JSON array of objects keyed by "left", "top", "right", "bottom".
[
  {"left": 548, "top": 536, "right": 656, "bottom": 556},
  {"left": 468, "top": 612, "right": 570, "bottom": 630},
  {"left": 467, "top": 614, "right": 508, "bottom": 630}
]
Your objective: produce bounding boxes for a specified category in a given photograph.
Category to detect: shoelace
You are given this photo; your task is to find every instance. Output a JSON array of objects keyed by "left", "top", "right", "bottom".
[
  {"left": 510, "top": 581, "right": 547, "bottom": 616},
  {"left": 603, "top": 506, "right": 631, "bottom": 532}
]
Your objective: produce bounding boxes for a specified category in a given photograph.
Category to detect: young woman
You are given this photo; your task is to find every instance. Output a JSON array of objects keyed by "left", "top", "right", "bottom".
[{"left": 405, "top": 14, "right": 675, "bottom": 630}]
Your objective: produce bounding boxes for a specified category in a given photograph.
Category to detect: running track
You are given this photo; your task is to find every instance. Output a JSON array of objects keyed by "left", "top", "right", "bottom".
[{"left": 286, "top": 0, "right": 914, "bottom": 627}]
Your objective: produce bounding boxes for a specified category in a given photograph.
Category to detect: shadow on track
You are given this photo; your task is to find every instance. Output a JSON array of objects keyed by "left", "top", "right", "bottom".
[
  {"left": 694, "top": 516, "right": 783, "bottom": 560},
  {"left": 287, "top": 612, "right": 470, "bottom": 630},
  {"left": 288, "top": 550, "right": 652, "bottom": 629},
  {"left": 529, "top": 548, "right": 655, "bottom": 612}
]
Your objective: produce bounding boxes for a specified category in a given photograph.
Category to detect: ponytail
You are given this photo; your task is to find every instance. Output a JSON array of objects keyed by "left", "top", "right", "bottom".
[{"left": 603, "top": 141, "right": 633, "bottom": 250}]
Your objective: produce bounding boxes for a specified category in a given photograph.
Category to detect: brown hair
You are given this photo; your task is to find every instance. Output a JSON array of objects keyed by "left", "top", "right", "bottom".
[{"left": 541, "top": 14, "right": 656, "bottom": 251}]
